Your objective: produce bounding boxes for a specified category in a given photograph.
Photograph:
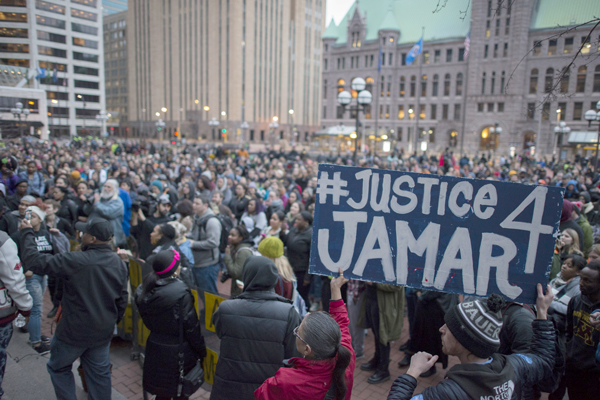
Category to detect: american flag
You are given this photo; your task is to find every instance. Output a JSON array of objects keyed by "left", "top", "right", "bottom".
[{"left": 464, "top": 30, "right": 471, "bottom": 59}]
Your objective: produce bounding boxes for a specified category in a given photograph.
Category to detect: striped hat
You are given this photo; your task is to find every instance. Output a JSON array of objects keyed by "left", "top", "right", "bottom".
[{"left": 444, "top": 300, "right": 503, "bottom": 358}]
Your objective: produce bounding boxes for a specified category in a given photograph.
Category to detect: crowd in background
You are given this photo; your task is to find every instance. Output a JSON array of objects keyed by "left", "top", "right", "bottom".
[{"left": 0, "top": 137, "right": 598, "bottom": 399}]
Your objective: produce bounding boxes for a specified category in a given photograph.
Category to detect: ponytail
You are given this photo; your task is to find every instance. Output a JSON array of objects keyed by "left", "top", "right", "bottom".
[
  {"left": 141, "top": 271, "right": 159, "bottom": 295},
  {"left": 331, "top": 344, "right": 351, "bottom": 400}
]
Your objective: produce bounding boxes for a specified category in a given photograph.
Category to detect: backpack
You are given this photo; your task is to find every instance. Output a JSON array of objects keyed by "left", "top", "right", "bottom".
[
  {"left": 201, "top": 214, "right": 234, "bottom": 254},
  {"left": 276, "top": 276, "right": 307, "bottom": 319}
]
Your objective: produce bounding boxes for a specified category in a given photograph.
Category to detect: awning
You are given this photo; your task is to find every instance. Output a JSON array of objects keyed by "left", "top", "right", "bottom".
[
  {"left": 314, "top": 125, "right": 356, "bottom": 136},
  {"left": 568, "top": 131, "right": 598, "bottom": 144}
]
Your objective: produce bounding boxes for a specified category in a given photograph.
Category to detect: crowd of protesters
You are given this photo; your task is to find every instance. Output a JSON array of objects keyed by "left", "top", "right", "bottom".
[{"left": 0, "top": 137, "right": 598, "bottom": 399}]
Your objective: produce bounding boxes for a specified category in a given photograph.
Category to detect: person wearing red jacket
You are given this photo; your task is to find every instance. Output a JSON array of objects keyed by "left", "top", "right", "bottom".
[{"left": 255, "top": 268, "right": 356, "bottom": 400}]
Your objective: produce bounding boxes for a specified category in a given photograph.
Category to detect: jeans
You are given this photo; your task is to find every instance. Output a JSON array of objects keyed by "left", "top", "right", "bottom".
[
  {"left": 0, "top": 322, "right": 13, "bottom": 399},
  {"left": 25, "top": 274, "right": 47, "bottom": 344},
  {"left": 192, "top": 264, "right": 219, "bottom": 295},
  {"left": 347, "top": 290, "right": 366, "bottom": 357},
  {"left": 47, "top": 337, "right": 112, "bottom": 400}
]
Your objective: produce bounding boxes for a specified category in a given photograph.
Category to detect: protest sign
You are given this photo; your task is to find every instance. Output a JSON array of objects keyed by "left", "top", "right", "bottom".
[{"left": 308, "top": 164, "right": 565, "bottom": 303}]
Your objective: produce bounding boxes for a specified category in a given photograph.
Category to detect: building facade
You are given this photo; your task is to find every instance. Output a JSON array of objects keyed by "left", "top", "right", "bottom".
[
  {"left": 127, "top": 0, "right": 325, "bottom": 145},
  {"left": 322, "top": 0, "right": 600, "bottom": 158},
  {"left": 102, "top": 9, "right": 126, "bottom": 135},
  {"left": 101, "top": 0, "right": 126, "bottom": 16},
  {"left": 0, "top": 0, "right": 106, "bottom": 138}
]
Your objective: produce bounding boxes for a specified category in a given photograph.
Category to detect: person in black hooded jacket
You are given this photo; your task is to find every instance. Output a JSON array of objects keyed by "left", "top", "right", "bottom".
[
  {"left": 210, "top": 256, "right": 301, "bottom": 400},
  {"left": 387, "top": 284, "right": 556, "bottom": 400},
  {"left": 135, "top": 249, "right": 206, "bottom": 400}
]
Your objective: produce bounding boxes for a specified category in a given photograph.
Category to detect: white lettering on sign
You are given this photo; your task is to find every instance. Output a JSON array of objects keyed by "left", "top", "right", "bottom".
[
  {"left": 352, "top": 216, "right": 395, "bottom": 281},
  {"left": 417, "top": 177, "right": 440, "bottom": 215},
  {"left": 448, "top": 181, "right": 473, "bottom": 218},
  {"left": 473, "top": 184, "right": 497, "bottom": 219},
  {"left": 318, "top": 211, "right": 368, "bottom": 272},
  {"left": 396, "top": 221, "right": 440, "bottom": 286},
  {"left": 317, "top": 171, "right": 349, "bottom": 205},
  {"left": 433, "top": 228, "right": 475, "bottom": 294},
  {"left": 476, "top": 233, "right": 520, "bottom": 298},
  {"left": 370, "top": 173, "right": 391, "bottom": 213},
  {"left": 347, "top": 170, "right": 372, "bottom": 210},
  {"left": 390, "top": 175, "right": 418, "bottom": 214}
]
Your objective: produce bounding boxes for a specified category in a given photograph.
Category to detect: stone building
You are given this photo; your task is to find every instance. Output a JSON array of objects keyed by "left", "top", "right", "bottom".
[
  {"left": 126, "top": 0, "right": 325, "bottom": 145},
  {"left": 321, "top": 0, "right": 600, "bottom": 158}
]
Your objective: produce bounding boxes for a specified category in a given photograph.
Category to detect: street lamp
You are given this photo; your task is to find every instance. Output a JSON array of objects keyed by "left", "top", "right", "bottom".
[
  {"left": 11, "top": 102, "right": 30, "bottom": 141},
  {"left": 585, "top": 100, "right": 600, "bottom": 168},
  {"left": 337, "top": 77, "right": 373, "bottom": 163},
  {"left": 241, "top": 121, "right": 250, "bottom": 143},
  {"left": 269, "top": 117, "right": 279, "bottom": 147},
  {"left": 156, "top": 118, "right": 166, "bottom": 140},
  {"left": 553, "top": 121, "right": 571, "bottom": 160},
  {"left": 209, "top": 118, "right": 219, "bottom": 141},
  {"left": 96, "top": 111, "right": 110, "bottom": 137}
]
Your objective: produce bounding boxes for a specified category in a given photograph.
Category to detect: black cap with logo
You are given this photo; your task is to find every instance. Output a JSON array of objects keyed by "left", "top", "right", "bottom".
[{"left": 75, "top": 218, "right": 114, "bottom": 241}]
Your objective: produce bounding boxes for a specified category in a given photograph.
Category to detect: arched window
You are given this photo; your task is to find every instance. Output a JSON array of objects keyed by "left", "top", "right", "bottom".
[
  {"left": 399, "top": 76, "right": 405, "bottom": 97},
  {"left": 480, "top": 126, "right": 499, "bottom": 150},
  {"left": 544, "top": 68, "right": 554, "bottom": 93},
  {"left": 523, "top": 131, "right": 536, "bottom": 151},
  {"left": 432, "top": 74, "right": 439, "bottom": 96},
  {"left": 576, "top": 65, "right": 587, "bottom": 93},
  {"left": 410, "top": 76, "right": 416, "bottom": 97},
  {"left": 449, "top": 129, "right": 458, "bottom": 147},
  {"left": 337, "top": 78, "right": 345, "bottom": 93},
  {"left": 481, "top": 72, "right": 486, "bottom": 94},
  {"left": 421, "top": 74, "right": 427, "bottom": 97},
  {"left": 529, "top": 68, "right": 538, "bottom": 94},
  {"left": 594, "top": 65, "right": 600, "bottom": 92},
  {"left": 444, "top": 73, "right": 451, "bottom": 96},
  {"left": 456, "top": 73, "right": 463, "bottom": 96},
  {"left": 365, "top": 76, "right": 374, "bottom": 93},
  {"left": 560, "top": 67, "right": 570, "bottom": 93}
]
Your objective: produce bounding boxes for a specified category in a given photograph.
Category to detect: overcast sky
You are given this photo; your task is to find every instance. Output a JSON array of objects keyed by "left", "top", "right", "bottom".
[{"left": 326, "top": 0, "right": 354, "bottom": 24}]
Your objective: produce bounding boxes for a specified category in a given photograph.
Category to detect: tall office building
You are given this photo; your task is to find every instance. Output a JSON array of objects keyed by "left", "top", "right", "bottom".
[
  {"left": 127, "top": 0, "right": 325, "bottom": 145},
  {"left": 0, "top": 0, "right": 106, "bottom": 138},
  {"left": 103, "top": 9, "right": 127, "bottom": 135},
  {"left": 101, "top": 0, "right": 126, "bottom": 16}
]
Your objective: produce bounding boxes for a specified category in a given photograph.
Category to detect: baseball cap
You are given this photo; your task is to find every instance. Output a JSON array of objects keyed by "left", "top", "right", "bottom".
[
  {"left": 157, "top": 194, "right": 172, "bottom": 205},
  {"left": 75, "top": 218, "right": 114, "bottom": 241}
]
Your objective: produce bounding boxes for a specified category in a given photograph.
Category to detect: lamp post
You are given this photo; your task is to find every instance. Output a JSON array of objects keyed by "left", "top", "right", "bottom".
[
  {"left": 11, "top": 102, "right": 30, "bottom": 142},
  {"left": 209, "top": 118, "right": 219, "bottom": 142},
  {"left": 156, "top": 118, "right": 166, "bottom": 140},
  {"left": 337, "top": 77, "right": 373, "bottom": 163},
  {"left": 585, "top": 100, "right": 600, "bottom": 169},
  {"left": 96, "top": 111, "right": 110, "bottom": 137},
  {"left": 288, "top": 109, "right": 295, "bottom": 145},
  {"left": 77, "top": 94, "right": 87, "bottom": 136},
  {"left": 269, "top": 117, "right": 279, "bottom": 148},
  {"left": 553, "top": 121, "right": 571, "bottom": 161}
]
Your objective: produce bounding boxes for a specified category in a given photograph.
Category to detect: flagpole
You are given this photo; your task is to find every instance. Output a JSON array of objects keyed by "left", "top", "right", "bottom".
[
  {"left": 374, "top": 42, "right": 382, "bottom": 159},
  {"left": 414, "top": 27, "right": 424, "bottom": 157},
  {"left": 459, "top": 32, "right": 470, "bottom": 156}
]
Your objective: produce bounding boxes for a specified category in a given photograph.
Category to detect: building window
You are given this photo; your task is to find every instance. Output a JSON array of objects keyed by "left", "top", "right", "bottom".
[
  {"left": 485, "top": 20, "right": 491, "bottom": 38},
  {"left": 487, "top": 0, "right": 492, "bottom": 17},
  {"left": 336, "top": 105, "right": 344, "bottom": 119},
  {"left": 0, "top": 43, "right": 29, "bottom": 53},
  {"left": 501, "top": 71, "right": 506, "bottom": 93},
  {"left": 410, "top": 76, "right": 416, "bottom": 97},
  {"left": 431, "top": 104, "right": 437, "bottom": 120},
  {"left": 73, "top": 37, "right": 98, "bottom": 49},
  {"left": 576, "top": 65, "right": 587, "bottom": 93},
  {"left": 498, "top": 102, "right": 504, "bottom": 112},
  {"left": 398, "top": 105, "right": 405, "bottom": 119},
  {"left": 491, "top": 71, "right": 496, "bottom": 94},
  {"left": 366, "top": 77, "right": 374, "bottom": 93},
  {"left": 495, "top": 19, "right": 500, "bottom": 36},
  {"left": 487, "top": 102, "right": 494, "bottom": 112},
  {"left": 0, "top": 28, "right": 28, "bottom": 38},
  {"left": 324, "top": 59, "right": 328, "bottom": 71},
  {"left": 458, "top": 48, "right": 465, "bottom": 61},
  {"left": 36, "top": 15, "right": 65, "bottom": 29},
  {"left": 558, "top": 102, "right": 566, "bottom": 120},
  {"left": 545, "top": 68, "right": 554, "bottom": 93},
  {"left": 389, "top": 53, "right": 393, "bottom": 66},
  {"left": 337, "top": 58, "right": 341, "bottom": 69},
  {"left": 401, "top": 53, "right": 406, "bottom": 65},
  {"left": 527, "top": 103, "right": 535, "bottom": 120},
  {"left": 71, "top": 8, "right": 97, "bottom": 21},
  {"left": 365, "top": 105, "right": 371, "bottom": 119},
  {"left": 74, "top": 93, "right": 99, "bottom": 102},
  {"left": 478, "top": 103, "right": 484, "bottom": 112},
  {"left": 0, "top": 12, "right": 27, "bottom": 22},
  {"left": 573, "top": 102, "right": 583, "bottom": 120},
  {"left": 364, "top": 55, "right": 369, "bottom": 67},
  {"left": 456, "top": 73, "right": 463, "bottom": 96},
  {"left": 74, "top": 65, "right": 98, "bottom": 76},
  {"left": 493, "top": 43, "right": 498, "bottom": 58},
  {"left": 382, "top": 53, "right": 386, "bottom": 66},
  {"left": 529, "top": 69, "right": 538, "bottom": 94},
  {"left": 505, "top": 18, "right": 510, "bottom": 35},
  {"left": 397, "top": 127, "right": 403, "bottom": 141},
  {"left": 429, "top": 128, "right": 435, "bottom": 143},
  {"left": 399, "top": 76, "right": 405, "bottom": 97},
  {"left": 484, "top": 45, "right": 489, "bottom": 58},
  {"left": 409, "top": 104, "right": 415, "bottom": 119},
  {"left": 381, "top": 76, "right": 385, "bottom": 96},
  {"left": 434, "top": 50, "right": 440, "bottom": 63},
  {"left": 432, "top": 74, "right": 439, "bottom": 96},
  {"left": 449, "top": 130, "right": 458, "bottom": 147},
  {"left": 560, "top": 68, "right": 570, "bottom": 93},
  {"left": 453, "top": 104, "right": 461, "bottom": 121},
  {"left": 260, "top": 130, "right": 265, "bottom": 141},
  {"left": 444, "top": 74, "right": 451, "bottom": 96},
  {"left": 581, "top": 36, "right": 591, "bottom": 54},
  {"left": 250, "top": 130, "right": 255, "bottom": 141},
  {"left": 73, "top": 51, "right": 98, "bottom": 62},
  {"left": 503, "top": 43, "right": 508, "bottom": 57},
  {"left": 419, "top": 104, "right": 425, "bottom": 120},
  {"left": 533, "top": 41, "right": 541, "bottom": 56},
  {"left": 445, "top": 48, "right": 454, "bottom": 64},
  {"left": 370, "top": 55, "right": 374, "bottom": 67},
  {"left": 379, "top": 105, "right": 384, "bottom": 119},
  {"left": 387, "top": 75, "right": 392, "bottom": 97},
  {"left": 548, "top": 39, "right": 557, "bottom": 55},
  {"left": 74, "top": 79, "right": 99, "bottom": 89},
  {"left": 421, "top": 74, "right": 427, "bottom": 96},
  {"left": 38, "top": 45, "right": 66, "bottom": 57},
  {"left": 35, "top": 0, "right": 65, "bottom": 15},
  {"left": 386, "top": 105, "right": 390, "bottom": 119},
  {"left": 564, "top": 37, "right": 574, "bottom": 54},
  {"left": 542, "top": 102, "right": 550, "bottom": 120},
  {"left": 72, "top": 0, "right": 98, "bottom": 7},
  {"left": 323, "top": 79, "right": 327, "bottom": 99},
  {"left": 423, "top": 51, "right": 430, "bottom": 64},
  {"left": 71, "top": 22, "right": 97, "bottom": 35},
  {"left": 594, "top": 65, "right": 600, "bottom": 92},
  {"left": 442, "top": 104, "right": 449, "bottom": 120},
  {"left": 482, "top": 72, "right": 486, "bottom": 94}
]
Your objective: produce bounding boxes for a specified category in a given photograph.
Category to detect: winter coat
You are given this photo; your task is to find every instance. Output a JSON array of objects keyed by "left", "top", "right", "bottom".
[
  {"left": 255, "top": 300, "right": 356, "bottom": 400},
  {"left": 20, "top": 230, "right": 128, "bottom": 348},
  {"left": 18, "top": 171, "right": 45, "bottom": 196},
  {"left": 223, "top": 240, "right": 254, "bottom": 297},
  {"left": 549, "top": 275, "right": 581, "bottom": 332},
  {"left": 0, "top": 231, "right": 32, "bottom": 325},
  {"left": 56, "top": 197, "right": 79, "bottom": 226},
  {"left": 84, "top": 196, "right": 126, "bottom": 247},
  {"left": 387, "top": 320, "right": 556, "bottom": 400},
  {"left": 566, "top": 293, "right": 600, "bottom": 373},
  {"left": 280, "top": 226, "right": 312, "bottom": 274},
  {"left": 228, "top": 194, "right": 251, "bottom": 222},
  {"left": 190, "top": 209, "right": 221, "bottom": 268},
  {"left": 575, "top": 215, "right": 593, "bottom": 257},
  {"left": 130, "top": 214, "right": 171, "bottom": 260},
  {"left": 358, "top": 283, "right": 405, "bottom": 346},
  {"left": 210, "top": 257, "right": 301, "bottom": 400},
  {"left": 119, "top": 188, "right": 132, "bottom": 237},
  {"left": 135, "top": 278, "right": 206, "bottom": 397}
]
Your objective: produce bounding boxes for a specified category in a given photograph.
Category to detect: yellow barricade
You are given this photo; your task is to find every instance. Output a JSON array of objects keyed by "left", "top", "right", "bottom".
[
  {"left": 202, "top": 348, "right": 219, "bottom": 385},
  {"left": 204, "top": 292, "right": 226, "bottom": 333}
]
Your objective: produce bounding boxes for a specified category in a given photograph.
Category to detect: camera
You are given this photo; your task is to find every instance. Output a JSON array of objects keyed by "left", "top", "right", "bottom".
[
  {"left": 25, "top": 210, "right": 32, "bottom": 222},
  {"left": 131, "top": 194, "right": 155, "bottom": 215}
]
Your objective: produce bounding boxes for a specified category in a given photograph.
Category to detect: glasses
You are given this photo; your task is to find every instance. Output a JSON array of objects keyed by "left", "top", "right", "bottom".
[{"left": 293, "top": 326, "right": 310, "bottom": 348}]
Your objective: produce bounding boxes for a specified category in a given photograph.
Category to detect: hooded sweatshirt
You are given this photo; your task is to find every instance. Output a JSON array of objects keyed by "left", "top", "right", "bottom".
[{"left": 447, "top": 356, "right": 518, "bottom": 399}]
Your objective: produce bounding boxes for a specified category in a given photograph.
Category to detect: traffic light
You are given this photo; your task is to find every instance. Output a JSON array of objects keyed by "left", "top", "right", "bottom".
[
  {"left": 157, "top": 126, "right": 162, "bottom": 132},
  {"left": 221, "top": 128, "right": 227, "bottom": 137},
  {"left": 174, "top": 131, "right": 179, "bottom": 137}
]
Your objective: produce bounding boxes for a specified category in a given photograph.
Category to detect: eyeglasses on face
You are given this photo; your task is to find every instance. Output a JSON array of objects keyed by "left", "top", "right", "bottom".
[{"left": 293, "top": 326, "right": 309, "bottom": 348}]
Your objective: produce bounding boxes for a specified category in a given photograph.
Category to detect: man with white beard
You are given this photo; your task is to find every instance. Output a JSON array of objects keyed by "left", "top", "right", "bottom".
[{"left": 83, "top": 179, "right": 126, "bottom": 247}]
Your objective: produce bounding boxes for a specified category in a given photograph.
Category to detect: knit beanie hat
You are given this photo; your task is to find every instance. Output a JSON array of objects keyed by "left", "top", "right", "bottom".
[
  {"left": 258, "top": 237, "right": 284, "bottom": 259},
  {"left": 26, "top": 205, "right": 46, "bottom": 221},
  {"left": 151, "top": 180, "right": 163, "bottom": 192},
  {"left": 444, "top": 299, "right": 503, "bottom": 358},
  {"left": 71, "top": 170, "right": 80, "bottom": 179},
  {"left": 152, "top": 249, "right": 180, "bottom": 278}
]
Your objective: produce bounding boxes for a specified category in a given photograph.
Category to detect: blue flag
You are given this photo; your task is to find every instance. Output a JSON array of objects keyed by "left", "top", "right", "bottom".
[
  {"left": 377, "top": 44, "right": 383, "bottom": 73},
  {"left": 405, "top": 37, "right": 423, "bottom": 66},
  {"left": 35, "top": 68, "right": 46, "bottom": 80},
  {"left": 52, "top": 67, "right": 58, "bottom": 83}
]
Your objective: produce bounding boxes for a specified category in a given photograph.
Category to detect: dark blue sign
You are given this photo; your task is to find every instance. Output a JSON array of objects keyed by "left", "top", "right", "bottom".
[{"left": 309, "top": 164, "right": 565, "bottom": 303}]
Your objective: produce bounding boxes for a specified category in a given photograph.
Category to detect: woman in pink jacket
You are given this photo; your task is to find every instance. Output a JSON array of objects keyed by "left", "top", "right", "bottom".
[{"left": 255, "top": 268, "right": 355, "bottom": 400}]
